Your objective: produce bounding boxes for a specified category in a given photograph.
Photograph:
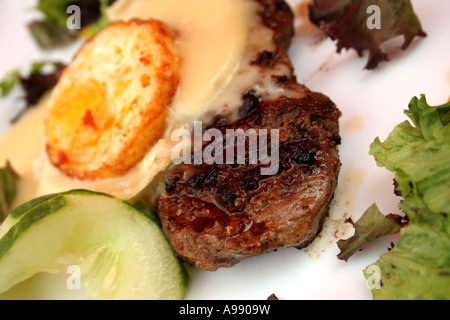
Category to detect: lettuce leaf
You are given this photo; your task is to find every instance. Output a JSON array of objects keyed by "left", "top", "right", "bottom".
[
  {"left": 0, "top": 163, "right": 19, "bottom": 223},
  {"left": 338, "top": 95, "right": 450, "bottom": 299},
  {"left": 1, "top": 61, "right": 66, "bottom": 123},
  {"left": 19, "top": 61, "right": 66, "bottom": 109},
  {"left": 0, "top": 70, "right": 21, "bottom": 98},
  {"left": 29, "top": 0, "right": 115, "bottom": 48},
  {"left": 370, "top": 96, "right": 450, "bottom": 215},
  {"left": 309, "top": 0, "right": 427, "bottom": 69},
  {"left": 337, "top": 204, "right": 406, "bottom": 262},
  {"left": 79, "top": 0, "right": 112, "bottom": 37}
]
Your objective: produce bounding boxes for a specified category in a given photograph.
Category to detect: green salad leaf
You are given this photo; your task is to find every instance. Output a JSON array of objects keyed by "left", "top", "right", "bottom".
[
  {"left": 0, "top": 70, "right": 21, "bottom": 97},
  {"left": 338, "top": 95, "right": 450, "bottom": 299},
  {"left": 29, "top": 0, "right": 76, "bottom": 48},
  {"left": 0, "top": 163, "right": 19, "bottom": 223},
  {"left": 337, "top": 204, "right": 405, "bottom": 262},
  {"left": 370, "top": 96, "right": 450, "bottom": 215},
  {"left": 81, "top": 0, "right": 112, "bottom": 37},
  {"left": 29, "top": 0, "right": 116, "bottom": 48}
]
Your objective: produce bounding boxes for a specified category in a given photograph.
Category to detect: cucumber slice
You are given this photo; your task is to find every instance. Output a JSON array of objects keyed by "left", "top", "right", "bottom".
[{"left": 0, "top": 190, "right": 188, "bottom": 300}]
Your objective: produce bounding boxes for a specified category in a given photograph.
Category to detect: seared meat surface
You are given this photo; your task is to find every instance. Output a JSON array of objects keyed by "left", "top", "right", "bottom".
[
  {"left": 157, "top": 88, "right": 341, "bottom": 271},
  {"left": 154, "top": 0, "right": 342, "bottom": 271}
]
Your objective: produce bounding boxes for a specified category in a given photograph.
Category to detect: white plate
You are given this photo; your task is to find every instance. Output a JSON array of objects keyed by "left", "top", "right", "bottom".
[{"left": 0, "top": 0, "right": 449, "bottom": 300}]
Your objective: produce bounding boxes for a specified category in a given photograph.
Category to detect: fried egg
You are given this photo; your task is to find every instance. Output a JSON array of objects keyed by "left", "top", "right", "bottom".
[{"left": 46, "top": 19, "right": 180, "bottom": 180}]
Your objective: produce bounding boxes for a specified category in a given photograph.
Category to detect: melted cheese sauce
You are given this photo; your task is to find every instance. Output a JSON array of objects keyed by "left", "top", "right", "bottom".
[
  {"left": 0, "top": 0, "right": 295, "bottom": 206},
  {"left": 0, "top": 100, "right": 47, "bottom": 207}
]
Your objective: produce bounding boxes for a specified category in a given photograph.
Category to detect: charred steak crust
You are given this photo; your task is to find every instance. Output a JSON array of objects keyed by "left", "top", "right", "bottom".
[
  {"left": 256, "top": 0, "right": 295, "bottom": 51},
  {"left": 154, "top": 0, "right": 342, "bottom": 271}
]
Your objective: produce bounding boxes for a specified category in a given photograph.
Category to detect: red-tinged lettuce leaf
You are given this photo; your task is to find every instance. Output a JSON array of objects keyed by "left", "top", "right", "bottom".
[
  {"left": 20, "top": 62, "right": 66, "bottom": 108},
  {"left": 309, "top": 0, "right": 427, "bottom": 69},
  {"left": 337, "top": 204, "right": 406, "bottom": 262},
  {"left": 308, "top": 0, "right": 355, "bottom": 24},
  {"left": 19, "top": 62, "right": 66, "bottom": 109},
  {"left": 1, "top": 61, "right": 66, "bottom": 123}
]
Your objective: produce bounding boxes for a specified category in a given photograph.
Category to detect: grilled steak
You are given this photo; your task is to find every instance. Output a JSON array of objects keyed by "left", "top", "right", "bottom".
[{"left": 154, "top": 0, "right": 342, "bottom": 271}]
